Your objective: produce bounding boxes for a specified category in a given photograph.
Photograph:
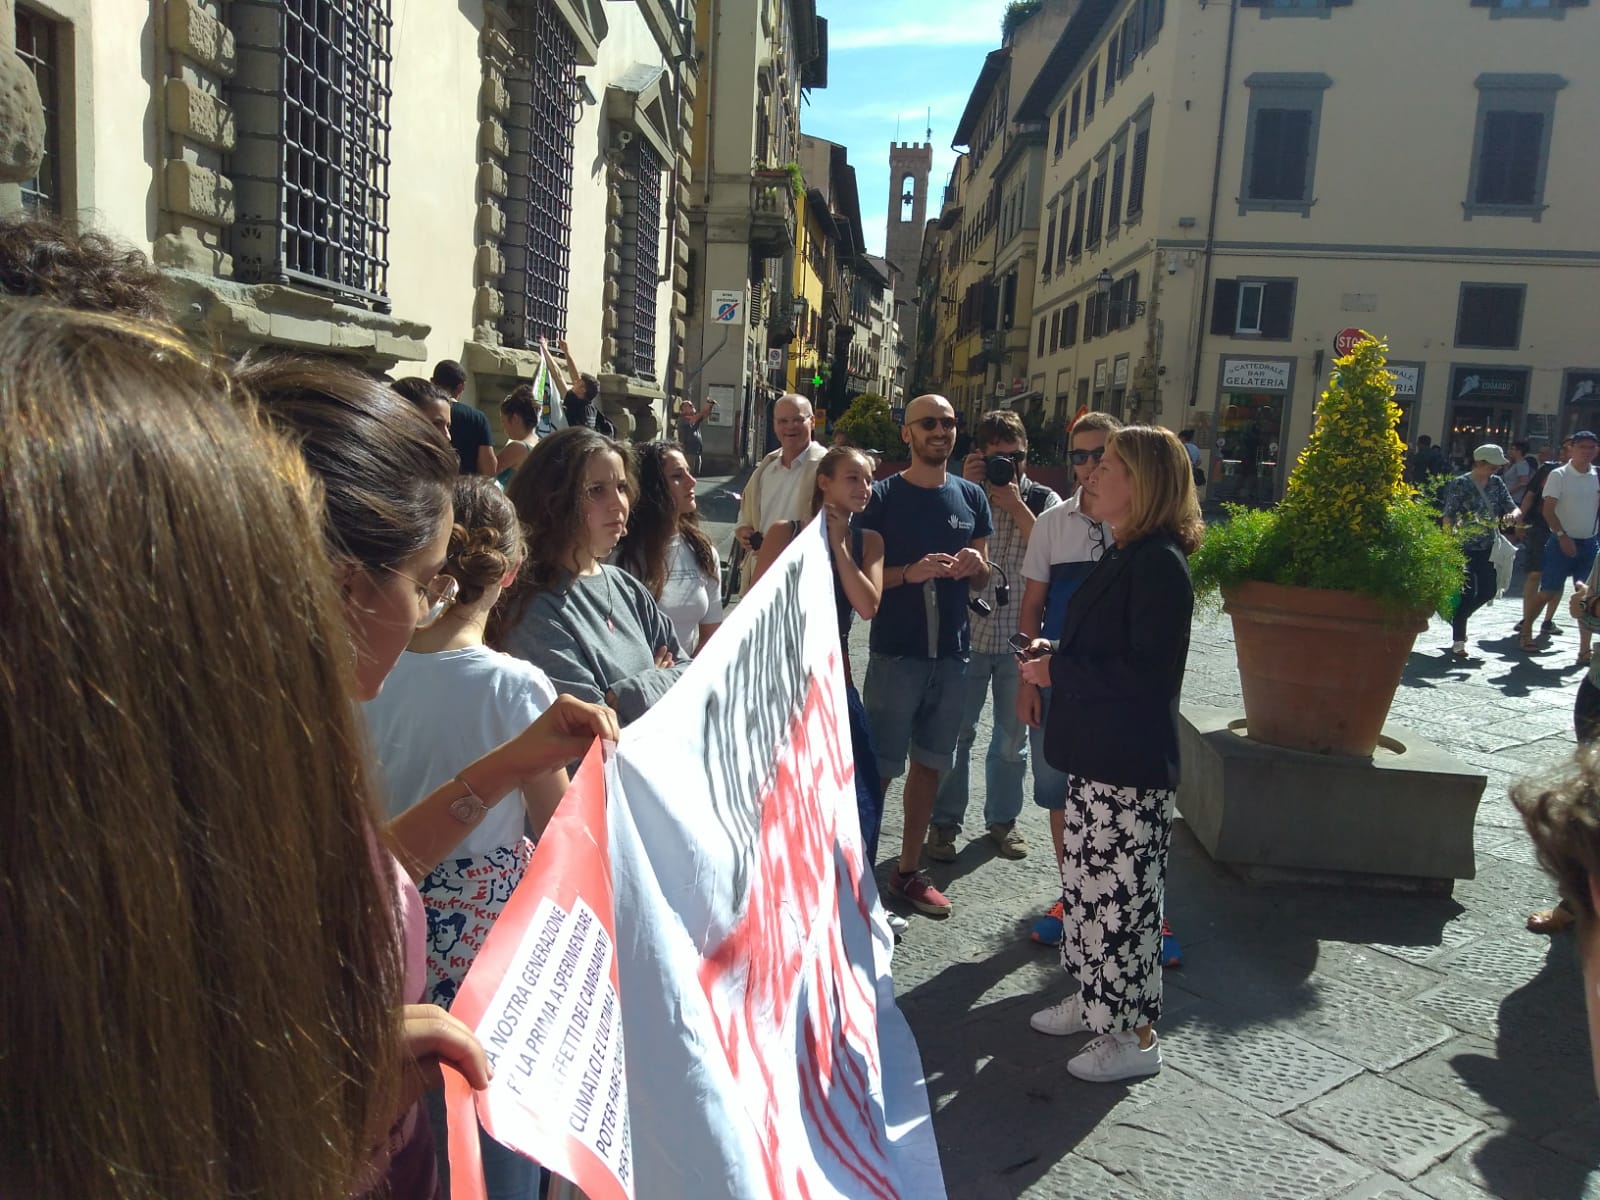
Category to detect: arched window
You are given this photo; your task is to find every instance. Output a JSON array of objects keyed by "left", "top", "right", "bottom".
[{"left": 898, "top": 173, "right": 916, "bottom": 221}]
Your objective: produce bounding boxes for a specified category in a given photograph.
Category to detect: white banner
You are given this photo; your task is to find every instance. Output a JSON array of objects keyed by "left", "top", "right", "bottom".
[{"left": 448, "top": 517, "right": 943, "bottom": 1200}]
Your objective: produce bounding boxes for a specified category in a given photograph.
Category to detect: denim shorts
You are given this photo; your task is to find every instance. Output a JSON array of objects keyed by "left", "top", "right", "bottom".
[
  {"left": 1541, "top": 533, "right": 1599, "bottom": 590},
  {"left": 862, "top": 653, "right": 969, "bottom": 780}
]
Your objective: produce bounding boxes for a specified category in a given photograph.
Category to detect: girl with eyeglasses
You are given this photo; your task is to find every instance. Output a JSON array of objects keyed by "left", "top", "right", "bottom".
[
  {"left": 364, "top": 477, "right": 564, "bottom": 1200},
  {"left": 241, "top": 358, "right": 618, "bottom": 1198},
  {"left": 500, "top": 426, "right": 690, "bottom": 727}
]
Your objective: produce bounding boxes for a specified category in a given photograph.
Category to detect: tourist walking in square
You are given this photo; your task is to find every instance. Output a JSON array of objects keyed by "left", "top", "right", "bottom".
[{"left": 1440, "top": 444, "right": 1519, "bottom": 658}]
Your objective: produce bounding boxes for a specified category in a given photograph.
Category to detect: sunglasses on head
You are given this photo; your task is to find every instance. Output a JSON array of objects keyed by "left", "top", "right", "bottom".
[
  {"left": 1068, "top": 446, "right": 1106, "bottom": 467},
  {"left": 914, "top": 417, "right": 958, "bottom": 432}
]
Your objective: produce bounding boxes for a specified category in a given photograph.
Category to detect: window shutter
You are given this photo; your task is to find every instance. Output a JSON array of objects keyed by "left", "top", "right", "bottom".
[
  {"left": 1145, "top": 0, "right": 1165, "bottom": 39},
  {"left": 1050, "top": 311, "right": 1061, "bottom": 351},
  {"left": 1064, "top": 303, "right": 1078, "bottom": 347},
  {"left": 1109, "top": 152, "right": 1127, "bottom": 229},
  {"left": 1328, "top": 0, "right": 1353, "bottom": 5},
  {"left": 1038, "top": 318, "right": 1048, "bottom": 357},
  {"left": 1057, "top": 202, "right": 1071, "bottom": 263},
  {"left": 1042, "top": 214, "right": 1057, "bottom": 274},
  {"left": 1128, "top": 271, "right": 1140, "bottom": 310},
  {"left": 1261, "top": 281, "right": 1295, "bottom": 339},
  {"left": 982, "top": 281, "right": 999, "bottom": 331},
  {"left": 1083, "top": 295, "right": 1097, "bottom": 343},
  {"left": 1211, "top": 279, "right": 1240, "bottom": 335},
  {"left": 1127, "top": 128, "right": 1150, "bottom": 215}
]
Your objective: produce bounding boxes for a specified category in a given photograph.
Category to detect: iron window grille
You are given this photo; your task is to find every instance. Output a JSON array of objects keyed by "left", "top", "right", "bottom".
[
  {"left": 15, "top": 6, "right": 60, "bottom": 213},
  {"left": 622, "top": 140, "right": 662, "bottom": 380},
  {"left": 502, "top": 1, "right": 580, "bottom": 351},
  {"left": 232, "top": 0, "right": 394, "bottom": 307}
]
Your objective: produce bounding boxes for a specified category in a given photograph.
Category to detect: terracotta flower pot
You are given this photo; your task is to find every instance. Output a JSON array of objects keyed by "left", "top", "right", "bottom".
[{"left": 1221, "top": 580, "right": 1429, "bottom": 757}]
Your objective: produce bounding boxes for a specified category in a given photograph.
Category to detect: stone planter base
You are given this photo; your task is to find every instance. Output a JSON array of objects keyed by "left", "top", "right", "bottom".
[{"left": 1178, "top": 705, "right": 1485, "bottom": 885}]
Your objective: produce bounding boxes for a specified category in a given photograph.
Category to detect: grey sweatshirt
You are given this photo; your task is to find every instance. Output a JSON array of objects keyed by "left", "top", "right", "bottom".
[{"left": 501, "top": 565, "right": 688, "bottom": 724}]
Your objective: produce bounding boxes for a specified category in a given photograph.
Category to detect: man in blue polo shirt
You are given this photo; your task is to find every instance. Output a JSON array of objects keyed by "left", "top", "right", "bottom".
[{"left": 859, "top": 393, "right": 992, "bottom": 917}]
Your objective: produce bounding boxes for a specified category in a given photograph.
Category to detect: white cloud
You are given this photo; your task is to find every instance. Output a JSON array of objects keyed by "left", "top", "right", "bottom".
[{"left": 831, "top": 21, "right": 999, "bottom": 52}]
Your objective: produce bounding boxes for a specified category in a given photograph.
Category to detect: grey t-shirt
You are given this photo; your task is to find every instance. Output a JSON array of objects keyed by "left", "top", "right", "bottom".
[{"left": 500, "top": 565, "right": 688, "bottom": 725}]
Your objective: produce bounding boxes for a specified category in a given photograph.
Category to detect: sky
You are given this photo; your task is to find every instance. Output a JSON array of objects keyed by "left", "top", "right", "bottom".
[{"left": 800, "top": 0, "right": 1018, "bottom": 259}]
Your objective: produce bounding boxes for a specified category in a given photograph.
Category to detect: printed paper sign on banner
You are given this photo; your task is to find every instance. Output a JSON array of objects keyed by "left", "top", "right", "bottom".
[
  {"left": 447, "top": 750, "right": 632, "bottom": 1200},
  {"left": 447, "top": 517, "right": 943, "bottom": 1200}
]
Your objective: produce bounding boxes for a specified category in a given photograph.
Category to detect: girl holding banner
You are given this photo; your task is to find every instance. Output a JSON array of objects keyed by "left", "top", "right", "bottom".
[
  {"left": 753, "top": 446, "right": 888, "bottom": 863},
  {"left": 501, "top": 427, "right": 689, "bottom": 727},
  {"left": 365, "top": 477, "right": 564, "bottom": 1199}
]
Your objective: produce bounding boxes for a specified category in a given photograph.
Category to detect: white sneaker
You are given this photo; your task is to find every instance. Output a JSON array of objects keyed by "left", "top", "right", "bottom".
[
  {"left": 1450, "top": 640, "right": 1468, "bottom": 658},
  {"left": 885, "top": 912, "right": 909, "bottom": 938},
  {"left": 1067, "top": 1030, "right": 1162, "bottom": 1083},
  {"left": 1029, "top": 993, "right": 1089, "bottom": 1037}
]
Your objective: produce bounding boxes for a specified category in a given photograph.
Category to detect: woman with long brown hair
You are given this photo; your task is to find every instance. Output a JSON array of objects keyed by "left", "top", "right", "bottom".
[
  {"left": 229, "top": 359, "right": 617, "bottom": 1197},
  {"left": 0, "top": 307, "right": 456, "bottom": 1200},
  {"left": 1019, "top": 426, "right": 1203, "bottom": 1083},
  {"left": 615, "top": 440, "right": 723, "bottom": 655},
  {"left": 501, "top": 426, "right": 689, "bottom": 723}
]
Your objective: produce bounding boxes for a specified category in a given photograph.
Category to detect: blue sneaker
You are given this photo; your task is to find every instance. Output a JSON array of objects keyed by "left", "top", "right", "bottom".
[
  {"left": 1162, "top": 919, "right": 1183, "bottom": 968},
  {"left": 1030, "top": 899, "right": 1065, "bottom": 946}
]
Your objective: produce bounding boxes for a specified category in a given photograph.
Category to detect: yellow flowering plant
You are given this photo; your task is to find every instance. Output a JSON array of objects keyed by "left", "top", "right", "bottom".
[{"left": 1190, "top": 335, "right": 1465, "bottom": 613}]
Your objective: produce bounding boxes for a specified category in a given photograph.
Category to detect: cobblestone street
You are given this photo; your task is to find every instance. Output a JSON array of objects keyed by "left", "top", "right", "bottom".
[{"left": 869, "top": 600, "right": 1599, "bottom": 1200}]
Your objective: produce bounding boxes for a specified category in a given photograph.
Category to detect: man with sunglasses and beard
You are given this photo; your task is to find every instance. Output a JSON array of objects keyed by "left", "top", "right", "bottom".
[
  {"left": 859, "top": 394, "right": 993, "bottom": 918},
  {"left": 926, "top": 410, "right": 1060, "bottom": 866}
]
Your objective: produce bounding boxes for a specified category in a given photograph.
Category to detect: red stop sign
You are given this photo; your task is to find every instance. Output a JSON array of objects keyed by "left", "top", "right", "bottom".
[{"left": 1335, "top": 328, "right": 1367, "bottom": 357}]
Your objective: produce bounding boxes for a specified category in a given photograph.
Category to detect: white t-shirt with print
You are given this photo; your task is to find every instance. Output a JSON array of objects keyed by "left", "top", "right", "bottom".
[
  {"left": 363, "top": 646, "right": 558, "bottom": 858},
  {"left": 1542, "top": 463, "right": 1600, "bottom": 541},
  {"left": 659, "top": 534, "right": 723, "bottom": 655}
]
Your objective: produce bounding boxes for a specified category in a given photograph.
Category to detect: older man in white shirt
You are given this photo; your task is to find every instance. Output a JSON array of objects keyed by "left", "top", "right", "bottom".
[{"left": 735, "top": 393, "right": 828, "bottom": 588}]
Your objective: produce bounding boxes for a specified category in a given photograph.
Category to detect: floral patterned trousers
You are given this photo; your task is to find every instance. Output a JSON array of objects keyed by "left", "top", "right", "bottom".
[{"left": 1059, "top": 774, "right": 1175, "bottom": 1034}]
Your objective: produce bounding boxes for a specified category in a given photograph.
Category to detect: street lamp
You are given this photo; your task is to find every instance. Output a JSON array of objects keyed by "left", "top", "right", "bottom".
[{"left": 1095, "top": 268, "right": 1147, "bottom": 323}]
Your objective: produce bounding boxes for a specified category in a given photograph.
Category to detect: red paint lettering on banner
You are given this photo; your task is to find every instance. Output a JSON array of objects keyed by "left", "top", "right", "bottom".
[{"left": 697, "top": 678, "right": 887, "bottom": 1194}]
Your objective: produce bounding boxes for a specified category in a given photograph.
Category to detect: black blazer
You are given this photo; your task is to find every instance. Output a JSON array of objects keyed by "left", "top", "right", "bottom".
[{"left": 1044, "top": 532, "right": 1194, "bottom": 791}]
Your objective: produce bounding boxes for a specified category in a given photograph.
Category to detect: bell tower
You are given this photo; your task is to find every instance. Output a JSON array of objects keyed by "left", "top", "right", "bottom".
[{"left": 885, "top": 141, "right": 932, "bottom": 375}]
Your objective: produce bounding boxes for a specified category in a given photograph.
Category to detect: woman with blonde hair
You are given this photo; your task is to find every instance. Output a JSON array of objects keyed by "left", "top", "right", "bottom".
[
  {"left": 0, "top": 306, "right": 467, "bottom": 1200},
  {"left": 1019, "top": 426, "right": 1203, "bottom": 1084}
]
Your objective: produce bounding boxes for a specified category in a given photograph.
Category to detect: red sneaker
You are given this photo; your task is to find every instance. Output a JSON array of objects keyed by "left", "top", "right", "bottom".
[{"left": 888, "top": 869, "right": 952, "bottom": 916}]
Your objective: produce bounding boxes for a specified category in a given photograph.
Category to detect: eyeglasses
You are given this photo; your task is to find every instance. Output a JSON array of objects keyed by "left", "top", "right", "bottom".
[
  {"left": 1087, "top": 519, "right": 1107, "bottom": 561},
  {"left": 915, "top": 417, "right": 959, "bottom": 432},
  {"left": 1069, "top": 446, "right": 1107, "bottom": 467},
  {"left": 384, "top": 566, "right": 460, "bottom": 629}
]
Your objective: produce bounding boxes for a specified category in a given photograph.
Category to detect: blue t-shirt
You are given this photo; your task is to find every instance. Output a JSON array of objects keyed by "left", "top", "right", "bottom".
[{"left": 860, "top": 473, "right": 993, "bottom": 659}]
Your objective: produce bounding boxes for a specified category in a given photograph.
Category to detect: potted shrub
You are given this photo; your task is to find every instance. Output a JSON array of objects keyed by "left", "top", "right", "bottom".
[{"left": 1190, "top": 335, "right": 1465, "bottom": 757}]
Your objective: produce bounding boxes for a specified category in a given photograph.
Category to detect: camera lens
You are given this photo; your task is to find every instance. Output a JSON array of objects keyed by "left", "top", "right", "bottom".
[
  {"left": 748, "top": 532, "right": 764, "bottom": 551},
  {"left": 985, "top": 455, "right": 1017, "bottom": 486}
]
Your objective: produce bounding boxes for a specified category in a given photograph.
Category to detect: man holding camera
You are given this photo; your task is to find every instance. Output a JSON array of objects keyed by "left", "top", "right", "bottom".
[
  {"left": 927, "top": 410, "right": 1061, "bottom": 864},
  {"left": 860, "top": 394, "right": 992, "bottom": 917}
]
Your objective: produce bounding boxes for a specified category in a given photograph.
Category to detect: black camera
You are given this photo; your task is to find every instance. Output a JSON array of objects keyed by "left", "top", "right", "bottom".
[
  {"left": 747, "top": 531, "right": 764, "bottom": 552},
  {"left": 985, "top": 454, "right": 1017, "bottom": 487}
]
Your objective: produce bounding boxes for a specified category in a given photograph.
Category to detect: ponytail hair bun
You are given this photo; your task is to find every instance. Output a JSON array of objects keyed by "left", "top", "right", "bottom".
[{"left": 446, "top": 478, "right": 526, "bottom": 604}]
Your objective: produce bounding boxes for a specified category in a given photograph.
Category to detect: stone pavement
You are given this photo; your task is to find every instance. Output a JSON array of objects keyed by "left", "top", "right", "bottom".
[
  {"left": 696, "top": 472, "right": 1598, "bottom": 1198},
  {"left": 864, "top": 602, "right": 1600, "bottom": 1200}
]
